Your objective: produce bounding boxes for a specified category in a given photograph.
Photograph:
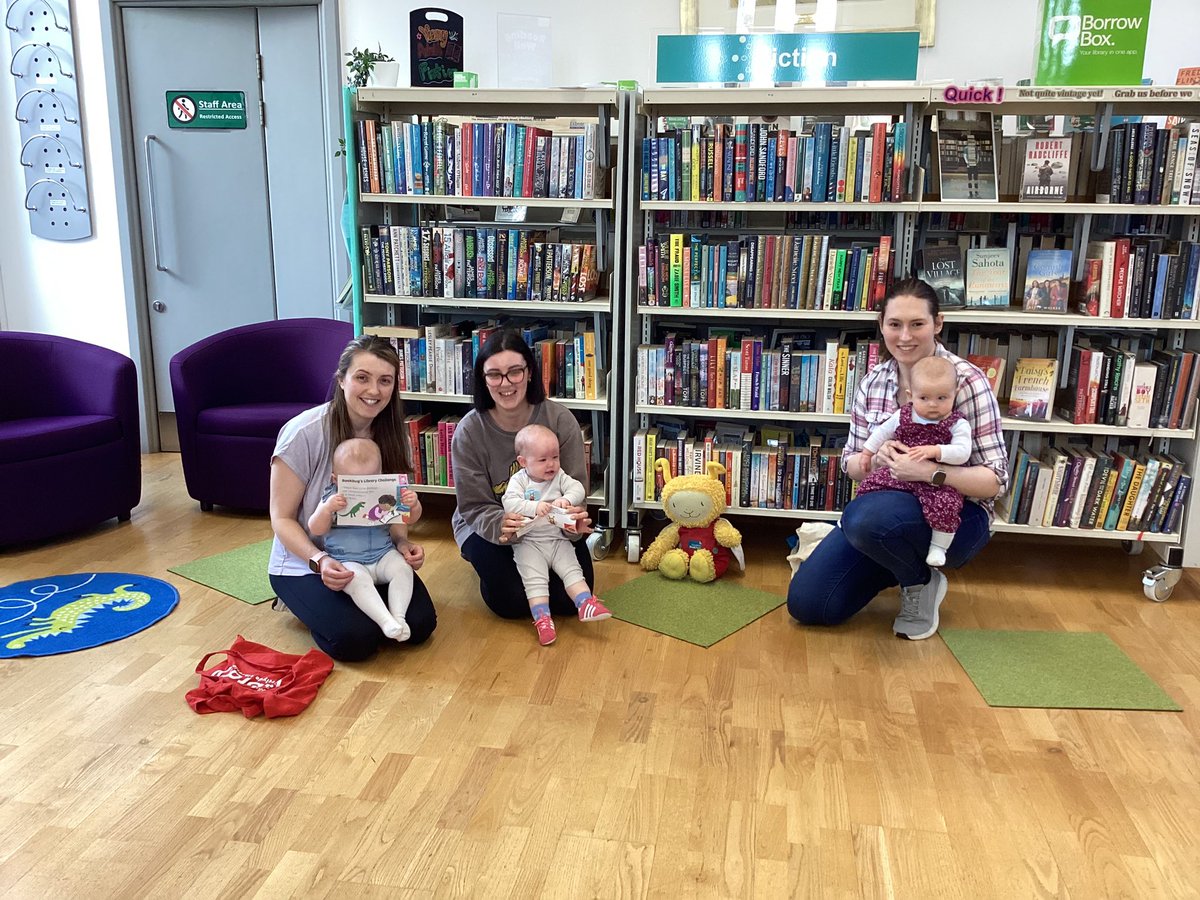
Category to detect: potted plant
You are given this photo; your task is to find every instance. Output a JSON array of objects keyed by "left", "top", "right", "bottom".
[{"left": 345, "top": 45, "right": 396, "bottom": 87}]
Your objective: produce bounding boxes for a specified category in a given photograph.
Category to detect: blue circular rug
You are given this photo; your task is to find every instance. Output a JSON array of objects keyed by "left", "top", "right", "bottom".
[{"left": 0, "top": 573, "right": 179, "bottom": 658}]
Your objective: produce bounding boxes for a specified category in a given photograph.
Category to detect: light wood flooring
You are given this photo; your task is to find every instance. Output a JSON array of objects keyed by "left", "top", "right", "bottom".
[{"left": 2, "top": 453, "right": 1200, "bottom": 898}]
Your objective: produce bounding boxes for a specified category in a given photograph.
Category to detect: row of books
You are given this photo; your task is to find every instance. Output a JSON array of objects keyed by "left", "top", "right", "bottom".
[
  {"left": 638, "top": 233, "right": 893, "bottom": 311},
  {"left": 359, "top": 225, "right": 600, "bottom": 303},
  {"left": 635, "top": 331, "right": 879, "bottom": 415},
  {"left": 1078, "top": 238, "right": 1200, "bottom": 320},
  {"left": 640, "top": 119, "right": 908, "bottom": 204},
  {"left": 1058, "top": 344, "right": 1200, "bottom": 430},
  {"left": 402, "top": 412, "right": 597, "bottom": 488},
  {"left": 930, "top": 112, "right": 1200, "bottom": 206},
  {"left": 1001, "top": 440, "right": 1191, "bottom": 536},
  {"left": 631, "top": 422, "right": 854, "bottom": 512},
  {"left": 365, "top": 321, "right": 604, "bottom": 401},
  {"left": 355, "top": 116, "right": 608, "bottom": 200},
  {"left": 649, "top": 209, "right": 898, "bottom": 233},
  {"left": 1101, "top": 122, "right": 1200, "bottom": 207}
]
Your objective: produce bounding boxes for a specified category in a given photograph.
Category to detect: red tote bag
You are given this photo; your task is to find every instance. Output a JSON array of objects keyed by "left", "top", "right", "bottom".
[{"left": 186, "top": 635, "right": 334, "bottom": 718}]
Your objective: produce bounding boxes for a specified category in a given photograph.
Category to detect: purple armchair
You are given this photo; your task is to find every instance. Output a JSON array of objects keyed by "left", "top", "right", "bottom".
[
  {"left": 170, "top": 318, "right": 353, "bottom": 512},
  {"left": 0, "top": 331, "right": 141, "bottom": 546}
]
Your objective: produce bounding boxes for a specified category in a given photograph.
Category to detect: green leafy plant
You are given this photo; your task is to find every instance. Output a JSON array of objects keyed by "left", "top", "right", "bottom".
[{"left": 345, "top": 45, "right": 393, "bottom": 87}]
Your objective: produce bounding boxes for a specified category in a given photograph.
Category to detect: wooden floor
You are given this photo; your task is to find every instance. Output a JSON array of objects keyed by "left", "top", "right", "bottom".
[{"left": 2, "top": 453, "right": 1199, "bottom": 898}]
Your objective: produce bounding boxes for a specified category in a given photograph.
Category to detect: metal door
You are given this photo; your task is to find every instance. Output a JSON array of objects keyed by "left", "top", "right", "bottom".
[{"left": 124, "top": 6, "right": 276, "bottom": 412}]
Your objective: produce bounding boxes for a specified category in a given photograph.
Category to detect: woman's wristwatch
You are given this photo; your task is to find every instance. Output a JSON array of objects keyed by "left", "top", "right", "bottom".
[
  {"left": 308, "top": 551, "right": 329, "bottom": 573},
  {"left": 930, "top": 465, "right": 948, "bottom": 486}
]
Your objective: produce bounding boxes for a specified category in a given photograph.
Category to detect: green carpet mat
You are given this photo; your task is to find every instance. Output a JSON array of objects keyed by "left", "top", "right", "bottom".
[
  {"left": 602, "top": 573, "right": 784, "bottom": 647},
  {"left": 941, "top": 629, "right": 1181, "bottom": 711},
  {"left": 169, "top": 539, "right": 276, "bottom": 605}
]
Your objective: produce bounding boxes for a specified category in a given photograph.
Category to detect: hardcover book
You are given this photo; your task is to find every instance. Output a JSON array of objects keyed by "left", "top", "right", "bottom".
[
  {"left": 936, "top": 111, "right": 998, "bottom": 202},
  {"left": 919, "top": 245, "right": 965, "bottom": 309},
  {"left": 1008, "top": 357, "right": 1058, "bottom": 421},
  {"left": 1021, "top": 137, "right": 1071, "bottom": 202},
  {"left": 964, "top": 248, "right": 1011, "bottom": 308},
  {"left": 335, "top": 474, "right": 411, "bottom": 526},
  {"left": 1022, "top": 249, "right": 1073, "bottom": 312}
]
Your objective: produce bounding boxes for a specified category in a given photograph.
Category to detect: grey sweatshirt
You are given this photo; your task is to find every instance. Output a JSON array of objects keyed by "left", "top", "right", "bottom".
[{"left": 451, "top": 400, "right": 587, "bottom": 547}]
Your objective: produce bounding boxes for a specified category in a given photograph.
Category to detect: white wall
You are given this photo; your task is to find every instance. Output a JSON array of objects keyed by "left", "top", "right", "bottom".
[
  {"left": 0, "top": 1, "right": 129, "bottom": 353},
  {"left": 2, "top": 0, "right": 1198, "bottom": 360}
]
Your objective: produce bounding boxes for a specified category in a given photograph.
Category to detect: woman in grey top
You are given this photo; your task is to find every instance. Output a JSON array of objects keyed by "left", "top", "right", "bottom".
[
  {"left": 268, "top": 335, "right": 437, "bottom": 660},
  {"left": 451, "top": 329, "right": 594, "bottom": 619}
]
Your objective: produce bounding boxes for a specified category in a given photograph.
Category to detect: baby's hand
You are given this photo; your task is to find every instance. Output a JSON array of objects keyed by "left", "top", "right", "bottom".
[
  {"left": 399, "top": 488, "right": 418, "bottom": 508},
  {"left": 535, "top": 500, "right": 553, "bottom": 517},
  {"left": 327, "top": 493, "right": 348, "bottom": 513},
  {"left": 859, "top": 449, "right": 875, "bottom": 473},
  {"left": 552, "top": 497, "right": 572, "bottom": 509},
  {"left": 906, "top": 446, "right": 940, "bottom": 462}
]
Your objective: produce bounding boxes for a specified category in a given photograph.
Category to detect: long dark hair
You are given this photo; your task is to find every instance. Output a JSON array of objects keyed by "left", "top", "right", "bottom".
[
  {"left": 328, "top": 335, "right": 412, "bottom": 474},
  {"left": 471, "top": 328, "right": 547, "bottom": 413}
]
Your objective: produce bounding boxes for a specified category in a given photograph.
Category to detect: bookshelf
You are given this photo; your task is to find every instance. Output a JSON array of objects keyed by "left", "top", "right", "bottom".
[
  {"left": 622, "top": 86, "right": 923, "bottom": 562},
  {"left": 622, "top": 85, "right": 1200, "bottom": 597},
  {"left": 346, "top": 86, "right": 629, "bottom": 560},
  {"left": 921, "top": 85, "right": 1200, "bottom": 600}
]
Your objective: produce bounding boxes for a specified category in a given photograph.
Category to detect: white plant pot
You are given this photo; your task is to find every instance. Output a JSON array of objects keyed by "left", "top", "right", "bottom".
[{"left": 368, "top": 62, "right": 400, "bottom": 87}]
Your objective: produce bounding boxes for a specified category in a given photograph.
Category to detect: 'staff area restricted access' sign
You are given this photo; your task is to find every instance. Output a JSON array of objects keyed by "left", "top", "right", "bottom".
[{"left": 166, "top": 91, "right": 247, "bottom": 129}]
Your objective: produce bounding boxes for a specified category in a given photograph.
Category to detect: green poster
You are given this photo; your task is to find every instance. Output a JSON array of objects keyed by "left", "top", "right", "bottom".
[{"left": 1034, "top": 0, "right": 1151, "bottom": 86}]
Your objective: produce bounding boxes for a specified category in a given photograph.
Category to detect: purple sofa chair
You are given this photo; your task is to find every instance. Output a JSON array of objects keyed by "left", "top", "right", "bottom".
[
  {"left": 0, "top": 331, "right": 141, "bottom": 546},
  {"left": 170, "top": 318, "right": 353, "bottom": 512}
]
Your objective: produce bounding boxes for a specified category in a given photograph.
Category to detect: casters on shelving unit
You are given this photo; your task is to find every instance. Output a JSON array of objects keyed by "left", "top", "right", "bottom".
[
  {"left": 587, "top": 529, "right": 612, "bottom": 561},
  {"left": 1121, "top": 539, "right": 1144, "bottom": 555},
  {"left": 626, "top": 531, "right": 641, "bottom": 564},
  {"left": 1142, "top": 565, "right": 1182, "bottom": 602}
]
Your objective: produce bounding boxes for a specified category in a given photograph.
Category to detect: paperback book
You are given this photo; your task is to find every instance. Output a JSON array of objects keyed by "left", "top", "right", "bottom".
[
  {"left": 966, "top": 354, "right": 1005, "bottom": 396},
  {"left": 936, "top": 111, "right": 998, "bottom": 202},
  {"left": 919, "top": 245, "right": 965, "bottom": 309},
  {"left": 335, "top": 474, "right": 411, "bottom": 526},
  {"left": 1020, "top": 137, "right": 1071, "bottom": 202},
  {"left": 1008, "top": 357, "right": 1058, "bottom": 421},
  {"left": 1022, "top": 249, "right": 1073, "bottom": 312},
  {"left": 964, "top": 247, "right": 1011, "bottom": 308}
]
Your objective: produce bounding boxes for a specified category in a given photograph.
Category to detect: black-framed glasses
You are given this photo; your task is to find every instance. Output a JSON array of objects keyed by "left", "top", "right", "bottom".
[{"left": 483, "top": 365, "right": 528, "bottom": 386}]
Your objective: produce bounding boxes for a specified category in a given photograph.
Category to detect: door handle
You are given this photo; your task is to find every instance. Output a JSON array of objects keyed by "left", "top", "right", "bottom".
[{"left": 143, "top": 134, "right": 168, "bottom": 272}]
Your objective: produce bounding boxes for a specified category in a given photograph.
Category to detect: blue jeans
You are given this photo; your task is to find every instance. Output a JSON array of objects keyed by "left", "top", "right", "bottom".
[{"left": 787, "top": 489, "right": 992, "bottom": 627}]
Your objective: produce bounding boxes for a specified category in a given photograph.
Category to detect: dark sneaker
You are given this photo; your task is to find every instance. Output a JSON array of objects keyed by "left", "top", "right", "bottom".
[{"left": 894, "top": 569, "right": 947, "bottom": 640}]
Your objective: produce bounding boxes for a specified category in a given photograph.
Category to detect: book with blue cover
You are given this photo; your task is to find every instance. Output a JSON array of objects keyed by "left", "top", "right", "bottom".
[{"left": 1022, "top": 249, "right": 1073, "bottom": 312}]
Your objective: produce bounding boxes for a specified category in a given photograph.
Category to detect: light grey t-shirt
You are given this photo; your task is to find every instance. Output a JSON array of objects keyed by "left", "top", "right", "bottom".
[{"left": 268, "top": 403, "right": 334, "bottom": 577}]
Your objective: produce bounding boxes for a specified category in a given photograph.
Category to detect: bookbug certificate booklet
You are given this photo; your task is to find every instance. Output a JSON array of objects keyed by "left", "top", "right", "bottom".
[{"left": 335, "top": 474, "right": 410, "bottom": 526}]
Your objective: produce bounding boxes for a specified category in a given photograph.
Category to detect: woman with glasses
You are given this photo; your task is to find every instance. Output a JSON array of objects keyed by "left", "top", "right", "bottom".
[{"left": 451, "top": 329, "right": 596, "bottom": 620}]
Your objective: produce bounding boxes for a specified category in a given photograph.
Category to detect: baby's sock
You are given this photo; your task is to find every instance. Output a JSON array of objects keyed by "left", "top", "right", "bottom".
[
  {"left": 571, "top": 591, "right": 592, "bottom": 609},
  {"left": 531, "top": 602, "right": 551, "bottom": 622}
]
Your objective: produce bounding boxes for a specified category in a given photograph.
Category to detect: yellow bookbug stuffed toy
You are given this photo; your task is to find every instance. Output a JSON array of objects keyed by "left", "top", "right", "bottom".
[{"left": 640, "top": 459, "right": 744, "bottom": 582}]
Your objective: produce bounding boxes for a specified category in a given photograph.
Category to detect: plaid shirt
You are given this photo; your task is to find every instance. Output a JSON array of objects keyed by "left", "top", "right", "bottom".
[{"left": 843, "top": 344, "right": 1009, "bottom": 518}]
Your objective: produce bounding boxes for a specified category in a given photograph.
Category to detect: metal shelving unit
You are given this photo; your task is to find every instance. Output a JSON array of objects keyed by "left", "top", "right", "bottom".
[{"left": 347, "top": 86, "right": 629, "bottom": 559}]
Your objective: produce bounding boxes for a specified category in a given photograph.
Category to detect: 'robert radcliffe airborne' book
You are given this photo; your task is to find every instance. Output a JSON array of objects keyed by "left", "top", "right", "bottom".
[
  {"left": 1021, "top": 137, "right": 1071, "bottom": 202},
  {"left": 920, "top": 245, "right": 965, "bottom": 309}
]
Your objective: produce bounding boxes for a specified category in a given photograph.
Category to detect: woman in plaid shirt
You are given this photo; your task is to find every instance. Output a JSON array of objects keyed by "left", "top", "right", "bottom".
[{"left": 787, "top": 279, "right": 1008, "bottom": 640}]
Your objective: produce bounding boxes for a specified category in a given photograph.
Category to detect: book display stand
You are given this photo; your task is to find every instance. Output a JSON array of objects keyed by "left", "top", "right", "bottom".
[
  {"left": 6, "top": 0, "right": 91, "bottom": 240},
  {"left": 345, "top": 86, "right": 630, "bottom": 560}
]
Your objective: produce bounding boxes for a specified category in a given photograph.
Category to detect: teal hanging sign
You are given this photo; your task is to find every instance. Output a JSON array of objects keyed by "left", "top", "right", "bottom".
[{"left": 656, "top": 32, "right": 919, "bottom": 85}]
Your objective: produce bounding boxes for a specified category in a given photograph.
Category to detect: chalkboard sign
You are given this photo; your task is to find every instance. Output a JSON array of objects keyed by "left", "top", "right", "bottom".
[{"left": 410, "top": 8, "right": 464, "bottom": 88}]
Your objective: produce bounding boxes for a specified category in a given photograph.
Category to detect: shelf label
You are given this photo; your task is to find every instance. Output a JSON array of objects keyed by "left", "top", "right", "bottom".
[
  {"left": 656, "top": 32, "right": 918, "bottom": 84},
  {"left": 166, "top": 91, "right": 247, "bottom": 129},
  {"left": 1034, "top": 0, "right": 1150, "bottom": 86}
]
